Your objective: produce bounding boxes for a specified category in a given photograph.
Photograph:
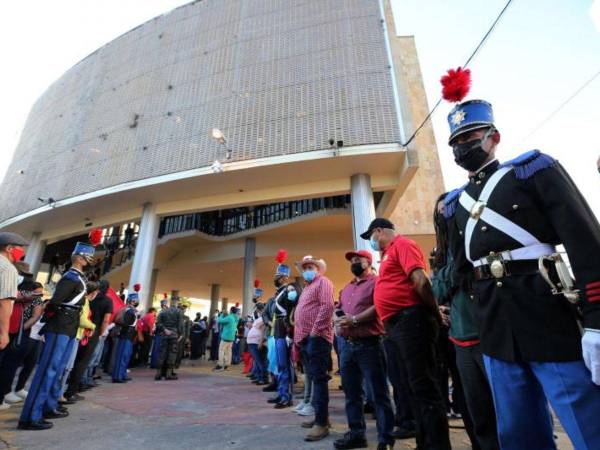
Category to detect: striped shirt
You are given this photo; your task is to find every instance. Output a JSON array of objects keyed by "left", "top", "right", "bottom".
[
  {"left": 294, "top": 274, "right": 335, "bottom": 344},
  {"left": 0, "top": 253, "right": 18, "bottom": 300}
]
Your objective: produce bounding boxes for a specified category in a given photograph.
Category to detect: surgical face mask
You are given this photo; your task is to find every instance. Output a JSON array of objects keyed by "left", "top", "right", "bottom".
[
  {"left": 351, "top": 262, "right": 365, "bottom": 277},
  {"left": 9, "top": 246, "right": 25, "bottom": 263},
  {"left": 452, "top": 129, "right": 494, "bottom": 172},
  {"left": 17, "top": 275, "right": 24, "bottom": 285},
  {"left": 303, "top": 270, "right": 317, "bottom": 282},
  {"left": 287, "top": 290, "right": 298, "bottom": 302},
  {"left": 369, "top": 236, "right": 380, "bottom": 252}
]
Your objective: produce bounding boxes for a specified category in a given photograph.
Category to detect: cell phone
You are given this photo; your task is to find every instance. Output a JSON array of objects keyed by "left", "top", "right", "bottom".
[{"left": 335, "top": 309, "right": 345, "bottom": 318}]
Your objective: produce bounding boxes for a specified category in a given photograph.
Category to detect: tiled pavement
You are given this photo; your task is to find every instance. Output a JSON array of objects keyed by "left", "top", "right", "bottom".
[{"left": 0, "top": 361, "right": 572, "bottom": 449}]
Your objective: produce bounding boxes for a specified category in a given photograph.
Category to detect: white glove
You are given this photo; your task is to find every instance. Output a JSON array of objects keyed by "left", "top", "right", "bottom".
[
  {"left": 286, "top": 337, "right": 293, "bottom": 346},
  {"left": 582, "top": 329, "right": 600, "bottom": 385}
]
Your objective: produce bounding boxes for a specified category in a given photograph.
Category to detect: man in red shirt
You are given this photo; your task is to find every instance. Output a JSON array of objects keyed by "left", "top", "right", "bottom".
[
  {"left": 361, "top": 218, "right": 450, "bottom": 450},
  {"left": 138, "top": 307, "right": 156, "bottom": 366},
  {"left": 293, "top": 255, "right": 334, "bottom": 442}
]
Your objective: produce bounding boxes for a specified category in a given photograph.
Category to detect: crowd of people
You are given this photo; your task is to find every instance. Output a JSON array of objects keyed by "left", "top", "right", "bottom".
[{"left": 1, "top": 86, "right": 600, "bottom": 449}]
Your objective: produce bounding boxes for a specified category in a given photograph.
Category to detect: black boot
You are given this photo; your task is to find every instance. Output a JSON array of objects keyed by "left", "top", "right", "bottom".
[
  {"left": 155, "top": 367, "right": 164, "bottom": 381},
  {"left": 165, "top": 366, "right": 178, "bottom": 380},
  {"left": 333, "top": 431, "right": 368, "bottom": 449}
]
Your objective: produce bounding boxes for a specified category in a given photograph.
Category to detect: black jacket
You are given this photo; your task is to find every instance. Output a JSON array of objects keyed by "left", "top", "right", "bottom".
[{"left": 446, "top": 153, "right": 600, "bottom": 362}]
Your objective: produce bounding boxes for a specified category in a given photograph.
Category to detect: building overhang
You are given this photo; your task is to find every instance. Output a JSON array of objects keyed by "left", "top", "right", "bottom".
[{"left": 1, "top": 143, "right": 411, "bottom": 242}]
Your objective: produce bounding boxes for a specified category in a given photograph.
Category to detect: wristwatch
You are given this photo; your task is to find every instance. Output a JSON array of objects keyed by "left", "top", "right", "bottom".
[{"left": 351, "top": 315, "right": 359, "bottom": 327}]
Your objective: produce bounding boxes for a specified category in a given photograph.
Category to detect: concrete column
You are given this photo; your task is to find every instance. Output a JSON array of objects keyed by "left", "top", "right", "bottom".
[
  {"left": 242, "top": 237, "right": 256, "bottom": 315},
  {"left": 24, "top": 232, "right": 47, "bottom": 280},
  {"left": 351, "top": 174, "right": 377, "bottom": 260},
  {"left": 210, "top": 284, "right": 220, "bottom": 315},
  {"left": 128, "top": 203, "right": 160, "bottom": 312},
  {"left": 221, "top": 297, "right": 228, "bottom": 312},
  {"left": 147, "top": 269, "right": 159, "bottom": 311}
]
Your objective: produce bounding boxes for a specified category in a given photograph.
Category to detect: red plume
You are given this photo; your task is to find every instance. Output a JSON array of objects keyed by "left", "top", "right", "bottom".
[
  {"left": 235, "top": 302, "right": 240, "bottom": 307},
  {"left": 440, "top": 67, "right": 471, "bottom": 103},
  {"left": 254, "top": 279, "right": 261, "bottom": 288},
  {"left": 88, "top": 228, "right": 103, "bottom": 246},
  {"left": 276, "top": 249, "right": 288, "bottom": 264},
  {"left": 163, "top": 292, "right": 168, "bottom": 299},
  {"left": 133, "top": 283, "right": 141, "bottom": 292}
]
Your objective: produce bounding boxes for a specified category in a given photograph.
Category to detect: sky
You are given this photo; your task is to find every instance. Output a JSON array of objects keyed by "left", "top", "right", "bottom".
[{"left": 0, "top": 0, "right": 599, "bottom": 217}]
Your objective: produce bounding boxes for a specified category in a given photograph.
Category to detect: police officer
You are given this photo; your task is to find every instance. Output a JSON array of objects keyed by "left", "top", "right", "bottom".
[
  {"left": 154, "top": 296, "right": 184, "bottom": 380},
  {"left": 443, "top": 94, "right": 600, "bottom": 449},
  {"left": 112, "top": 292, "right": 139, "bottom": 383},
  {"left": 18, "top": 241, "right": 96, "bottom": 430},
  {"left": 267, "top": 268, "right": 300, "bottom": 409}
]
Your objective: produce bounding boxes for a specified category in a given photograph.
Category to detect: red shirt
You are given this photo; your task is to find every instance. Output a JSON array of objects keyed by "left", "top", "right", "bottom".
[
  {"left": 140, "top": 312, "right": 156, "bottom": 333},
  {"left": 374, "top": 235, "right": 426, "bottom": 322},
  {"left": 338, "top": 274, "right": 384, "bottom": 338},
  {"left": 293, "top": 274, "right": 335, "bottom": 344}
]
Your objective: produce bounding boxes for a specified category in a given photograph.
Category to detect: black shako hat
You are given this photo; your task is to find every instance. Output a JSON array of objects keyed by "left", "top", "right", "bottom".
[{"left": 360, "top": 218, "right": 395, "bottom": 240}]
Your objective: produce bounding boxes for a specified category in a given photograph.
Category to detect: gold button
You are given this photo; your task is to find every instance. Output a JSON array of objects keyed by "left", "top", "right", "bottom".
[
  {"left": 476, "top": 180, "right": 482, "bottom": 185},
  {"left": 512, "top": 204, "right": 519, "bottom": 210},
  {"left": 478, "top": 172, "right": 485, "bottom": 179},
  {"left": 481, "top": 226, "right": 488, "bottom": 232},
  {"left": 459, "top": 230, "right": 463, "bottom": 236},
  {"left": 496, "top": 281, "right": 503, "bottom": 287}
]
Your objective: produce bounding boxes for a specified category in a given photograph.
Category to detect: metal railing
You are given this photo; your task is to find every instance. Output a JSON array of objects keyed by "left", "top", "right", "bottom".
[{"left": 158, "top": 195, "right": 351, "bottom": 238}]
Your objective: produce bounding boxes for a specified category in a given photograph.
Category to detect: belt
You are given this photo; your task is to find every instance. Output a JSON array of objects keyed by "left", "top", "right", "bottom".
[
  {"left": 344, "top": 335, "right": 381, "bottom": 345},
  {"left": 474, "top": 259, "right": 539, "bottom": 280}
]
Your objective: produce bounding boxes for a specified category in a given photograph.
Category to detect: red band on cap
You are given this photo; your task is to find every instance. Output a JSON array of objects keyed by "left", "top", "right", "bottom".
[{"left": 586, "top": 281, "right": 600, "bottom": 290}]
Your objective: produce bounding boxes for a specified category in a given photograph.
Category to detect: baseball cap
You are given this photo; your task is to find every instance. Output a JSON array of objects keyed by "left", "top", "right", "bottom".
[
  {"left": 359, "top": 218, "right": 395, "bottom": 240},
  {"left": 344, "top": 250, "right": 373, "bottom": 265}
]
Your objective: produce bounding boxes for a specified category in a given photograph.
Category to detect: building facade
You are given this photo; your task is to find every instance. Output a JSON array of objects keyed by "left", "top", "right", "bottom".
[{"left": 0, "top": 0, "right": 444, "bottom": 313}]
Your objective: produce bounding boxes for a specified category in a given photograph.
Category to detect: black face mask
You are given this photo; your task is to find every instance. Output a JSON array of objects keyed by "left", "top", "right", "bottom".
[
  {"left": 351, "top": 262, "right": 365, "bottom": 277},
  {"left": 452, "top": 130, "right": 493, "bottom": 172}
]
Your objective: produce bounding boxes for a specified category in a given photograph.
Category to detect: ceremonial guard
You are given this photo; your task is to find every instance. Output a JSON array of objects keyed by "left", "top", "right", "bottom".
[
  {"left": 112, "top": 287, "right": 140, "bottom": 383},
  {"left": 267, "top": 249, "right": 300, "bottom": 409},
  {"left": 154, "top": 296, "right": 184, "bottom": 380},
  {"left": 441, "top": 68, "right": 600, "bottom": 449},
  {"left": 18, "top": 230, "right": 102, "bottom": 430}
]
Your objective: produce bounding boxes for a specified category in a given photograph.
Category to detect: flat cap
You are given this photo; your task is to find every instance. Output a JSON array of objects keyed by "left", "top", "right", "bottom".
[{"left": 0, "top": 232, "right": 29, "bottom": 246}]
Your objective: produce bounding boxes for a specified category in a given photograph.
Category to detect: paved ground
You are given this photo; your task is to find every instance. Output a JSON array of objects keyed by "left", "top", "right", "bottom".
[{"left": 0, "top": 361, "right": 573, "bottom": 450}]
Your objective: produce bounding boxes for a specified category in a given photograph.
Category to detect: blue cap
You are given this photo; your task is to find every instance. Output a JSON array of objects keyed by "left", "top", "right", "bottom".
[
  {"left": 127, "top": 292, "right": 139, "bottom": 303},
  {"left": 275, "top": 264, "right": 291, "bottom": 277},
  {"left": 447, "top": 99, "right": 495, "bottom": 144},
  {"left": 254, "top": 288, "right": 264, "bottom": 298},
  {"left": 72, "top": 242, "right": 95, "bottom": 260}
]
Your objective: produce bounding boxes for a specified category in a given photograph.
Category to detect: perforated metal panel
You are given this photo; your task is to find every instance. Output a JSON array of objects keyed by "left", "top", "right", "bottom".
[{"left": 0, "top": 0, "right": 401, "bottom": 222}]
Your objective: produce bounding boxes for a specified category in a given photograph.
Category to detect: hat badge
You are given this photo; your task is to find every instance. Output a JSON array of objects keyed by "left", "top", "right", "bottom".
[{"left": 451, "top": 109, "right": 466, "bottom": 125}]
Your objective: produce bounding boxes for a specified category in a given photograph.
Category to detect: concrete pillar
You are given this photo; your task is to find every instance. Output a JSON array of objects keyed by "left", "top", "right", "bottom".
[
  {"left": 221, "top": 297, "right": 228, "bottom": 312},
  {"left": 210, "top": 284, "right": 220, "bottom": 315},
  {"left": 242, "top": 237, "right": 256, "bottom": 315},
  {"left": 147, "top": 269, "right": 159, "bottom": 311},
  {"left": 351, "top": 174, "right": 377, "bottom": 260},
  {"left": 128, "top": 203, "right": 160, "bottom": 312},
  {"left": 24, "top": 232, "right": 47, "bottom": 280}
]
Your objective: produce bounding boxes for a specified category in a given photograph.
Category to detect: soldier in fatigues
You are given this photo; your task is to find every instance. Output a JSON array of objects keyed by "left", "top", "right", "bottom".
[
  {"left": 441, "top": 68, "right": 600, "bottom": 450},
  {"left": 154, "top": 297, "right": 184, "bottom": 380},
  {"left": 175, "top": 299, "right": 191, "bottom": 369}
]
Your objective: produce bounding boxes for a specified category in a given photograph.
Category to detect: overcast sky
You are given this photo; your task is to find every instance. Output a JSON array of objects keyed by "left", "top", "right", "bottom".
[{"left": 0, "top": 0, "right": 598, "bottom": 218}]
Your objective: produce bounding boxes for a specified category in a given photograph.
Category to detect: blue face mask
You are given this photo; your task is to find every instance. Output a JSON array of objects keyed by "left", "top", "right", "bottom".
[
  {"left": 369, "top": 236, "right": 380, "bottom": 252},
  {"left": 303, "top": 270, "right": 317, "bottom": 282},
  {"left": 287, "top": 290, "right": 298, "bottom": 302}
]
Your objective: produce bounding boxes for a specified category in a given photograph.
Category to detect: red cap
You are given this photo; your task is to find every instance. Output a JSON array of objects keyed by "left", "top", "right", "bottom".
[{"left": 345, "top": 250, "right": 373, "bottom": 265}]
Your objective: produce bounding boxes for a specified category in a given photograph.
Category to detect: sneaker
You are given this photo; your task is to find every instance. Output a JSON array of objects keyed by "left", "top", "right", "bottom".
[
  {"left": 5, "top": 392, "right": 23, "bottom": 403},
  {"left": 0, "top": 401, "right": 10, "bottom": 410},
  {"left": 293, "top": 401, "right": 307, "bottom": 412},
  {"left": 333, "top": 431, "right": 368, "bottom": 449},
  {"left": 15, "top": 389, "right": 28, "bottom": 399},
  {"left": 297, "top": 403, "right": 315, "bottom": 416}
]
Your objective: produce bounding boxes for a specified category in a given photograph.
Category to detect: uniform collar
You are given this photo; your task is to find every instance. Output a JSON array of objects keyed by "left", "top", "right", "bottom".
[{"left": 469, "top": 159, "right": 499, "bottom": 184}]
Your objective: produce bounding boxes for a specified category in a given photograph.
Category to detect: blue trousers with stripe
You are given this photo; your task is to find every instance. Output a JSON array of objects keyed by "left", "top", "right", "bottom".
[
  {"left": 484, "top": 355, "right": 600, "bottom": 450},
  {"left": 19, "top": 332, "right": 74, "bottom": 423},
  {"left": 112, "top": 338, "right": 133, "bottom": 381},
  {"left": 150, "top": 335, "right": 161, "bottom": 368},
  {"left": 275, "top": 338, "right": 292, "bottom": 402}
]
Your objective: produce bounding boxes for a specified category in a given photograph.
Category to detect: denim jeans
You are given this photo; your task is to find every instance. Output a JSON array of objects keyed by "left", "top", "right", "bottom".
[
  {"left": 340, "top": 338, "right": 395, "bottom": 445},
  {"left": 384, "top": 305, "right": 450, "bottom": 450},
  {"left": 275, "top": 338, "right": 292, "bottom": 402},
  {"left": 248, "top": 343, "right": 267, "bottom": 382},
  {"left": 300, "top": 336, "right": 331, "bottom": 426}
]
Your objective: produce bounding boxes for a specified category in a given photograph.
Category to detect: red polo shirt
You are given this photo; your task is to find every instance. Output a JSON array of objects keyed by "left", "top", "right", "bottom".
[{"left": 374, "top": 235, "right": 426, "bottom": 322}]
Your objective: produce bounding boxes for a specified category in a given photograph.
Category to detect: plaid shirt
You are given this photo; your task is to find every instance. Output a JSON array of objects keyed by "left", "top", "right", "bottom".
[{"left": 293, "top": 274, "right": 335, "bottom": 344}]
